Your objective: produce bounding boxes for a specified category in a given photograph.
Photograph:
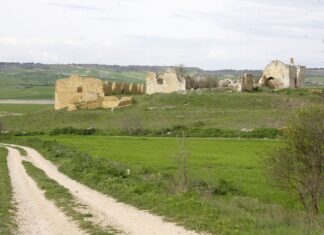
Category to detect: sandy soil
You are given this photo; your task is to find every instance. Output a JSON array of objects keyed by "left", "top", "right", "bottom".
[
  {"left": 0, "top": 99, "right": 53, "bottom": 104},
  {"left": 6, "top": 144, "right": 200, "bottom": 235},
  {"left": 4, "top": 146, "right": 85, "bottom": 235}
]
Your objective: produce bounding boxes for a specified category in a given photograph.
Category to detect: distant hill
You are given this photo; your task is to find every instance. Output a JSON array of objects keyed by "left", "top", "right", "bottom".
[{"left": 0, "top": 62, "right": 323, "bottom": 99}]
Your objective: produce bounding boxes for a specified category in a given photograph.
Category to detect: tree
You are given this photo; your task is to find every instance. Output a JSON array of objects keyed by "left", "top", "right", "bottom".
[{"left": 265, "top": 105, "right": 324, "bottom": 219}]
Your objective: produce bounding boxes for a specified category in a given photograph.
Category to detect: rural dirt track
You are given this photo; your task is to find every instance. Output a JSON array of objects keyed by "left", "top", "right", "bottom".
[
  {"left": 3, "top": 144, "right": 200, "bottom": 235},
  {"left": 4, "top": 146, "right": 85, "bottom": 235},
  {"left": 0, "top": 99, "right": 53, "bottom": 104}
]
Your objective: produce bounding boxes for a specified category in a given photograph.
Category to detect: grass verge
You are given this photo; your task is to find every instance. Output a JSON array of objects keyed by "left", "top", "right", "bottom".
[
  {"left": 22, "top": 161, "right": 116, "bottom": 235},
  {"left": 0, "top": 147, "right": 15, "bottom": 235},
  {"left": 10, "top": 146, "right": 27, "bottom": 156}
]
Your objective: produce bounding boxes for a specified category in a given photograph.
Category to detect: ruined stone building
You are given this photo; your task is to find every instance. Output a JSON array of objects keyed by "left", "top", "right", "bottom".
[
  {"left": 258, "top": 58, "right": 306, "bottom": 89},
  {"left": 146, "top": 69, "right": 186, "bottom": 95},
  {"left": 218, "top": 74, "right": 254, "bottom": 92},
  {"left": 55, "top": 75, "right": 144, "bottom": 111}
]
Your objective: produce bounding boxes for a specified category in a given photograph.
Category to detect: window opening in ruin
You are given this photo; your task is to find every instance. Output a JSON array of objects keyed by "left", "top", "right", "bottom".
[
  {"left": 157, "top": 78, "right": 164, "bottom": 84},
  {"left": 77, "top": 87, "right": 83, "bottom": 93}
]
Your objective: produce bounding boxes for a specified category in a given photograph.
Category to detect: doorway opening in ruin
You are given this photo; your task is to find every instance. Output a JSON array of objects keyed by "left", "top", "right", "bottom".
[
  {"left": 157, "top": 78, "right": 164, "bottom": 85},
  {"left": 77, "top": 87, "right": 83, "bottom": 93},
  {"left": 265, "top": 77, "right": 275, "bottom": 88}
]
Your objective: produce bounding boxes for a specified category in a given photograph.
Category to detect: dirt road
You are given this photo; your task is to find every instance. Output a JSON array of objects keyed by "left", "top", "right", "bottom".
[
  {"left": 4, "top": 146, "right": 85, "bottom": 235},
  {"left": 0, "top": 99, "right": 53, "bottom": 104},
  {"left": 3, "top": 144, "right": 200, "bottom": 235}
]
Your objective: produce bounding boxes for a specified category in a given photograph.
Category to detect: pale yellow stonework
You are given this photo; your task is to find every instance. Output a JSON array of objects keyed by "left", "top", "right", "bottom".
[
  {"left": 258, "top": 59, "right": 306, "bottom": 89},
  {"left": 55, "top": 75, "right": 140, "bottom": 111},
  {"left": 146, "top": 69, "right": 186, "bottom": 95}
]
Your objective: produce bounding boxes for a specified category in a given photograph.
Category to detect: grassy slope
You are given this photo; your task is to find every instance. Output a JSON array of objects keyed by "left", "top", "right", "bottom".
[
  {"left": 22, "top": 161, "right": 115, "bottom": 235},
  {"left": 2, "top": 90, "right": 322, "bottom": 132},
  {"left": 0, "top": 147, "right": 15, "bottom": 235},
  {"left": 12, "top": 137, "right": 324, "bottom": 235}
]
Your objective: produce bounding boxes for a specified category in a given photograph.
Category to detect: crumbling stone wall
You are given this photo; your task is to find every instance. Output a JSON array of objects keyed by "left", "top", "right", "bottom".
[
  {"left": 258, "top": 59, "right": 306, "bottom": 89},
  {"left": 55, "top": 75, "right": 104, "bottom": 110},
  {"left": 55, "top": 75, "right": 143, "bottom": 111},
  {"left": 146, "top": 69, "right": 186, "bottom": 95},
  {"left": 238, "top": 74, "right": 254, "bottom": 92}
]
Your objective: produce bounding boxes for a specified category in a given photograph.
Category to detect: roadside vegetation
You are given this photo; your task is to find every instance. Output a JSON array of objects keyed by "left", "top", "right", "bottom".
[
  {"left": 22, "top": 161, "right": 116, "bottom": 235},
  {"left": 265, "top": 105, "right": 324, "bottom": 221},
  {"left": 0, "top": 147, "right": 15, "bottom": 235}
]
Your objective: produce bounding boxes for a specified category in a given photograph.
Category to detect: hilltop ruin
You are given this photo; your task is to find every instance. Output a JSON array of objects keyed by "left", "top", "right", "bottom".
[
  {"left": 146, "top": 69, "right": 186, "bottom": 95},
  {"left": 259, "top": 58, "right": 306, "bottom": 89},
  {"left": 55, "top": 75, "right": 144, "bottom": 111}
]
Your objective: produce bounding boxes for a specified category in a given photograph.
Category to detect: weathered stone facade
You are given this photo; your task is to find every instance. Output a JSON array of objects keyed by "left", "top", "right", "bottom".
[
  {"left": 258, "top": 59, "right": 306, "bottom": 89},
  {"left": 218, "top": 74, "right": 254, "bottom": 92},
  {"left": 55, "top": 75, "right": 143, "bottom": 111},
  {"left": 55, "top": 75, "right": 104, "bottom": 110},
  {"left": 146, "top": 69, "right": 186, "bottom": 95},
  {"left": 237, "top": 74, "right": 254, "bottom": 92}
]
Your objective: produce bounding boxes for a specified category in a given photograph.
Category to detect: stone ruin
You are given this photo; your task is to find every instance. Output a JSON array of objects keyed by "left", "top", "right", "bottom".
[
  {"left": 218, "top": 74, "right": 254, "bottom": 92},
  {"left": 145, "top": 69, "right": 255, "bottom": 94},
  {"left": 258, "top": 58, "right": 306, "bottom": 89},
  {"left": 146, "top": 69, "right": 186, "bottom": 95},
  {"left": 55, "top": 75, "right": 144, "bottom": 111}
]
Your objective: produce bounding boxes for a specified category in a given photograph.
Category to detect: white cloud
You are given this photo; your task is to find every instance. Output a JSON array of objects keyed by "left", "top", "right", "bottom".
[{"left": 0, "top": 0, "right": 323, "bottom": 69}]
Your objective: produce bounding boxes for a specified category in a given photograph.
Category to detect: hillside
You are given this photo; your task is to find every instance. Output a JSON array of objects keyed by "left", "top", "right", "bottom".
[
  {"left": 2, "top": 90, "right": 324, "bottom": 134},
  {"left": 0, "top": 62, "right": 323, "bottom": 100}
]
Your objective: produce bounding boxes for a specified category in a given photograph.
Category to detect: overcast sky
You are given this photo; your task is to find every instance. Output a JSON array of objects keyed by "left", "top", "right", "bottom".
[{"left": 0, "top": 0, "right": 323, "bottom": 69}]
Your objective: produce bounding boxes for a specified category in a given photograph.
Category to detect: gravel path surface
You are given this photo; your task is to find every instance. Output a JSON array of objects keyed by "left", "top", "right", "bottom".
[{"left": 4, "top": 146, "right": 85, "bottom": 235}]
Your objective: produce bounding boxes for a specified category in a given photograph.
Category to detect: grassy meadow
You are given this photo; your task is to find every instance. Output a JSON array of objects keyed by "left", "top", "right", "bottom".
[
  {"left": 40, "top": 136, "right": 290, "bottom": 206},
  {"left": 2, "top": 90, "right": 324, "bottom": 133}
]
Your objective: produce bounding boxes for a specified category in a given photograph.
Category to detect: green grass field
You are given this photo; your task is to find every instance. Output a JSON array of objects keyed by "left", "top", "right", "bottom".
[
  {"left": 40, "top": 136, "right": 292, "bottom": 207},
  {"left": 2, "top": 90, "right": 323, "bottom": 133},
  {"left": 0, "top": 147, "right": 15, "bottom": 235}
]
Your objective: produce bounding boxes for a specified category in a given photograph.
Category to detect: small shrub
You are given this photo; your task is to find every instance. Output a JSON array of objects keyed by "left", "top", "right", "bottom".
[
  {"left": 213, "top": 179, "right": 242, "bottom": 196},
  {"left": 49, "top": 127, "right": 98, "bottom": 135}
]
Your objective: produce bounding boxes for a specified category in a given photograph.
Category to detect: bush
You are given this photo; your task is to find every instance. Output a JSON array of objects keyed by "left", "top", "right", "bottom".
[
  {"left": 49, "top": 127, "right": 98, "bottom": 135},
  {"left": 213, "top": 179, "right": 242, "bottom": 196}
]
